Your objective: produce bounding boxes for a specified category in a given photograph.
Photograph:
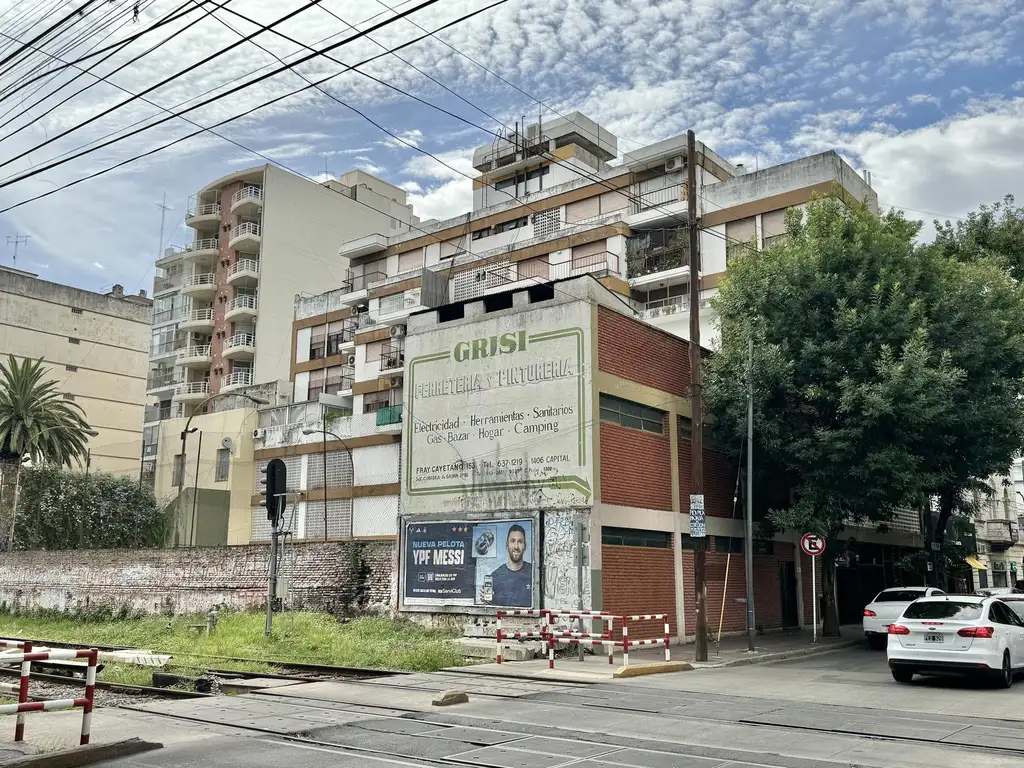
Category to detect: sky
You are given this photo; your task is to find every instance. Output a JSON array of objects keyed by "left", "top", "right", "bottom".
[{"left": 0, "top": 0, "right": 1022, "bottom": 294}]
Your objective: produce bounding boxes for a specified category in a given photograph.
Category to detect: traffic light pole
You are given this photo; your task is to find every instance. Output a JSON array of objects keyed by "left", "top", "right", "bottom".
[{"left": 265, "top": 496, "right": 283, "bottom": 637}]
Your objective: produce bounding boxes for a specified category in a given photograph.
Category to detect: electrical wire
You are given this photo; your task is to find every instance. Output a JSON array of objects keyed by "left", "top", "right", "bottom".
[{"left": 0, "top": 0, "right": 106, "bottom": 74}]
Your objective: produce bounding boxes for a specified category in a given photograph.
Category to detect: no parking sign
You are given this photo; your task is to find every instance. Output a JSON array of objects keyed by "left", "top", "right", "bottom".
[{"left": 801, "top": 533, "right": 825, "bottom": 644}]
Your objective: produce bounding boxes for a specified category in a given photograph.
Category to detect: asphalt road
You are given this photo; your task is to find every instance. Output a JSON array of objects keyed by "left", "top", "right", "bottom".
[{"left": 92, "top": 645, "right": 1024, "bottom": 768}]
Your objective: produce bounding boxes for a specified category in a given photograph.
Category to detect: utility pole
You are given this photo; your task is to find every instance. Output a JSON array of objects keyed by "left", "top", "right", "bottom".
[
  {"left": 687, "top": 129, "right": 708, "bottom": 662},
  {"left": 6, "top": 234, "right": 29, "bottom": 264},
  {"left": 156, "top": 193, "right": 169, "bottom": 257},
  {"left": 745, "top": 336, "right": 755, "bottom": 651}
]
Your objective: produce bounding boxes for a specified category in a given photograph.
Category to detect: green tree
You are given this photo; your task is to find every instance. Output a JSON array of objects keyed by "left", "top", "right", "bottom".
[
  {"left": 705, "top": 200, "right": 966, "bottom": 636},
  {"left": 932, "top": 195, "right": 1024, "bottom": 281},
  {"left": 0, "top": 356, "right": 92, "bottom": 550}
]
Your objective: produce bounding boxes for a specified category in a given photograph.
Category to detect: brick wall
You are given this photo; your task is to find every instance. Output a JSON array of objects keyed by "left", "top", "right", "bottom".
[
  {"left": 679, "top": 436, "right": 737, "bottom": 517},
  {"left": 602, "top": 544, "right": 676, "bottom": 641},
  {"left": 683, "top": 545, "right": 793, "bottom": 637},
  {"left": 0, "top": 540, "right": 396, "bottom": 617},
  {"left": 598, "top": 307, "right": 689, "bottom": 396},
  {"left": 599, "top": 421, "right": 673, "bottom": 510}
]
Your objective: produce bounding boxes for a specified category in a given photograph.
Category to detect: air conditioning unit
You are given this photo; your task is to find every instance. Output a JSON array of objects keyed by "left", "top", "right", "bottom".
[
  {"left": 220, "top": 436, "right": 234, "bottom": 450},
  {"left": 390, "top": 376, "right": 403, "bottom": 388},
  {"left": 346, "top": 354, "right": 357, "bottom": 366},
  {"left": 389, "top": 324, "right": 406, "bottom": 338},
  {"left": 349, "top": 306, "right": 361, "bottom": 317},
  {"left": 665, "top": 156, "right": 684, "bottom": 173},
  {"left": 252, "top": 428, "right": 265, "bottom": 440}
]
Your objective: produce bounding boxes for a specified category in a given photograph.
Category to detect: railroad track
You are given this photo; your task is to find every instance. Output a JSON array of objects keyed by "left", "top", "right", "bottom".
[{"left": 0, "top": 665, "right": 207, "bottom": 700}]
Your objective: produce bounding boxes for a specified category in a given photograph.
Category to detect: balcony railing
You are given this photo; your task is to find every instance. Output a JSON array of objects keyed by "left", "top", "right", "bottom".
[
  {"left": 147, "top": 371, "right": 178, "bottom": 389},
  {"left": 375, "top": 404, "right": 403, "bottom": 426},
  {"left": 186, "top": 237, "right": 219, "bottom": 252},
  {"left": 630, "top": 182, "right": 686, "bottom": 214},
  {"left": 183, "top": 308, "right": 214, "bottom": 323},
  {"left": 176, "top": 381, "right": 209, "bottom": 397},
  {"left": 626, "top": 230, "right": 689, "bottom": 279},
  {"left": 228, "top": 259, "right": 259, "bottom": 277},
  {"left": 380, "top": 343, "right": 405, "bottom": 371},
  {"left": 227, "top": 295, "right": 258, "bottom": 313},
  {"left": 231, "top": 185, "right": 263, "bottom": 205},
  {"left": 186, "top": 202, "right": 220, "bottom": 219},
  {"left": 222, "top": 370, "right": 253, "bottom": 388},
  {"left": 183, "top": 272, "right": 216, "bottom": 290},
  {"left": 231, "top": 221, "right": 261, "bottom": 239},
  {"left": 179, "top": 344, "right": 212, "bottom": 359},
  {"left": 343, "top": 270, "right": 386, "bottom": 293},
  {"left": 153, "top": 273, "right": 182, "bottom": 293},
  {"left": 225, "top": 332, "right": 255, "bottom": 349},
  {"left": 363, "top": 399, "right": 391, "bottom": 414},
  {"left": 325, "top": 374, "right": 354, "bottom": 394},
  {"left": 452, "top": 252, "right": 618, "bottom": 303}
]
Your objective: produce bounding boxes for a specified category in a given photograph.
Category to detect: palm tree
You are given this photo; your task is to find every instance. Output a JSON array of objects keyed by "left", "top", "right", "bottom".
[{"left": 0, "top": 356, "right": 92, "bottom": 550}]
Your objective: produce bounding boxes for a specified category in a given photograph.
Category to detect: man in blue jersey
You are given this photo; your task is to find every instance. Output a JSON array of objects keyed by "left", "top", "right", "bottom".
[{"left": 490, "top": 524, "right": 532, "bottom": 607}]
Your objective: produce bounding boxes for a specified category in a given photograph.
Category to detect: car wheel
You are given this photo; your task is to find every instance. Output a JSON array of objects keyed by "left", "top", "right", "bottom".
[
  {"left": 891, "top": 667, "right": 914, "bottom": 684},
  {"left": 995, "top": 652, "right": 1013, "bottom": 689},
  {"left": 868, "top": 635, "right": 886, "bottom": 651}
]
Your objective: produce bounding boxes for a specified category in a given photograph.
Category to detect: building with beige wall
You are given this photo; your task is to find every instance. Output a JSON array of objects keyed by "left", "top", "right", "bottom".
[{"left": 0, "top": 266, "right": 151, "bottom": 475}]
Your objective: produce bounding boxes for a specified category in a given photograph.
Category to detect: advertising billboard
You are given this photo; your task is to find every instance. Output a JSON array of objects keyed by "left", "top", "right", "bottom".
[
  {"left": 402, "top": 302, "right": 593, "bottom": 514},
  {"left": 403, "top": 518, "right": 535, "bottom": 607}
]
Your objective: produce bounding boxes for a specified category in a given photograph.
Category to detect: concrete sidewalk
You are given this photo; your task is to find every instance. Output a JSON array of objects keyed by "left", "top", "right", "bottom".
[{"left": 451, "top": 625, "right": 864, "bottom": 682}]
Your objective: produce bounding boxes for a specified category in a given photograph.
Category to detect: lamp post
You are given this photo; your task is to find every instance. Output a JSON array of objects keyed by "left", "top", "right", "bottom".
[
  {"left": 178, "top": 391, "right": 269, "bottom": 547},
  {"left": 6, "top": 426, "right": 98, "bottom": 552},
  {"left": 302, "top": 425, "right": 352, "bottom": 539}
]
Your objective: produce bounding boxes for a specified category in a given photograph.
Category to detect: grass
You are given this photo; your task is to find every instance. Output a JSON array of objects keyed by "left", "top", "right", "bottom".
[{"left": 0, "top": 612, "right": 466, "bottom": 685}]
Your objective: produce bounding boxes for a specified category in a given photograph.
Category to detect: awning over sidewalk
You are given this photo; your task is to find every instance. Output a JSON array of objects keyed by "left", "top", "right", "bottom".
[{"left": 965, "top": 555, "right": 987, "bottom": 570}]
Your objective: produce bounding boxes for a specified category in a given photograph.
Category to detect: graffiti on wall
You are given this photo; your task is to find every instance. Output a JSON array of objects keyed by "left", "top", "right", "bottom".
[{"left": 543, "top": 509, "right": 591, "bottom": 612}]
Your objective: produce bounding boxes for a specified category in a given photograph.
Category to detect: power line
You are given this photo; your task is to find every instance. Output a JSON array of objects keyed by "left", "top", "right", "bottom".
[{"left": 0, "top": 0, "right": 106, "bottom": 74}]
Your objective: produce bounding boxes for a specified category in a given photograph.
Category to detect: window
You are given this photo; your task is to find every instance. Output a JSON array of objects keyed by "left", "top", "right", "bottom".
[
  {"left": 215, "top": 448, "right": 230, "bottom": 482},
  {"left": 715, "top": 536, "right": 744, "bottom": 554},
  {"left": 71, "top": 307, "right": 83, "bottom": 314},
  {"left": 1005, "top": 599, "right": 1024, "bottom": 622},
  {"left": 471, "top": 227, "right": 493, "bottom": 241},
  {"left": 602, "top": 527, "right": 670, "bottom": 548},
  {"left": 65, "top": 365, "right": 78, "bottom": 372},
  {"left": 599, "top": 394, "right": 664, "bottom": 434},
  {"left": 875, "top": 589, "right": 929, "bottom": 602},
  {"left": 495, "top": 216, "right": 528, "bottom": 234},
  {"left": 309, "top": 334, "right": 326, "bottom": 360},
  {"left": 526, "top": 165, "right": 550, "bottom": 181},
  {"left": 903, "top": 601, "right": 983, "bottom": 620},
  {"left": 68, "top": 337, "right": 80, "bottom": 344},
  {"left": 494, "top": 176, "right": 516, "bottom": 192},
  {"left": 172, "top": 454, "right": 184, "bottom": 487},
  {"left": 62, "top": 393, "right": 75, "bottom": 401}
]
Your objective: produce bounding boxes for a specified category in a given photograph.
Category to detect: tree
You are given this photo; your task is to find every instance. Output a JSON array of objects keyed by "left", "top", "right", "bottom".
[
  {"left": 705, "top": 199, "right": 966, "bottom": 636},
  {"left": 932, "top": 195, "right": 1024, "bottom": 281},
  {"left": 0, "top": 356, "right": 92, "bottom": 550}
]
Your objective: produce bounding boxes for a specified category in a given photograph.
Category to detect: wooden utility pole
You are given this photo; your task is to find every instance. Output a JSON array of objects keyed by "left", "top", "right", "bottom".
[{"left": 687, "top": 130, "right": 707, "bottom": 662}]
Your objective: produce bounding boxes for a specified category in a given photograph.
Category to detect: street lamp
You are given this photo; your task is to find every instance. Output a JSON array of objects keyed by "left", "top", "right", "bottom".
[
  {"left": 302, "top": 424, "right": 352, "bottom": 541},
  {"left": 178, "top": 391, "right": 269, "bottom": 547}
]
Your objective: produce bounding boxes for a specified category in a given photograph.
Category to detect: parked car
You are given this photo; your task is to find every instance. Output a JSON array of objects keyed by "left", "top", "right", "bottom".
[
  {"left": 999, "top": 594, "right": 1024, "bottom": 621},
  {"left": 863, "top": 586, "right": 945, "bottom": 649},
  {"left": 974, "top": 587, "right": 1016, "bottom": 596},
  {"left": 887, "top": 595, "right": 1024, "bottom": 687}
]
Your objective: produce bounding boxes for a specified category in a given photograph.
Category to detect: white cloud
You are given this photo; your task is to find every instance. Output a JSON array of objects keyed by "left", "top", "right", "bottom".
[{"left": 92, "top": 262, "right": 104, "bottom": 270}]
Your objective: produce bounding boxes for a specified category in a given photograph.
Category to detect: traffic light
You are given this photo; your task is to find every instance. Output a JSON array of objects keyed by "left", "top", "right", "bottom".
[{"left": 260, "top": 458, "right": 287, "bottom": 526}]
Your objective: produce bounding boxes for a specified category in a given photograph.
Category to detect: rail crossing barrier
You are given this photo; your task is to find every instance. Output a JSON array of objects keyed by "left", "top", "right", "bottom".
[
  {"left": 495, "top": 610, "right": 671, "bottom": 669},
  {"left": 0, "top": 639, "right": 98, "bottom": 745}
]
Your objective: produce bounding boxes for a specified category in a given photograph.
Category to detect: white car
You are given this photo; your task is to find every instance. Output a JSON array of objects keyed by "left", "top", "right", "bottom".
[
  {"left": 887, "top": 595, "right": 1024, "bottom": 687},
  {"left": 863, "top": 586, "right": 944, "bottom": 649}
]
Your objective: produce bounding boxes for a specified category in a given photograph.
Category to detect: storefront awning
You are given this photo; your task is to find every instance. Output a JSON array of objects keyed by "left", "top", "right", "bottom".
[{"left": 966, "top": 555, "right": 988, "bottom": 570}]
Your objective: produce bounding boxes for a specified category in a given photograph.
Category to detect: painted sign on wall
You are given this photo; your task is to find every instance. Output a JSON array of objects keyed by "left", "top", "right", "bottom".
[
  {"left": 403, "top": 302, "right": 593, "bottom": 513},
  {"left": 403, "top": 518, "right": 535, "bottom": 607}
]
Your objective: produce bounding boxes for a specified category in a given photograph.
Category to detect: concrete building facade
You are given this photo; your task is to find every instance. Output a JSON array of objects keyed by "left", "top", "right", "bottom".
[
  {"left": 141, "top": 166, "right": 417, "bottom": 488},
  {"left": 0, "top": 266, "right": 151, "bottom": 474}
]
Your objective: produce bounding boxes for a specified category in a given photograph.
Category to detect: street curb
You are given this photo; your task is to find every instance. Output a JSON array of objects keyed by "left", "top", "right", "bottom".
[
  {"left": 0, "top": 738, "right": 162, "bottom": 768},
  {"left": 692, "top": 638, "right": 862, "bottom": 669},
  {"left": 613, "top": 661, "right": 693, "bottom": 678}
]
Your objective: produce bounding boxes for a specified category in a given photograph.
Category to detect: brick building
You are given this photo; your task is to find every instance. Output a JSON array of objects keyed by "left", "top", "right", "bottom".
[{"left": 397, "top": 275, "right": 923, "bottom": 639}]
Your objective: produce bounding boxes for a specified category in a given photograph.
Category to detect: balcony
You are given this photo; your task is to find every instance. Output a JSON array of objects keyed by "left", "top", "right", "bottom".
[
  {"left": 156, "top": 246, "right": 184, "bottom": 269},
  {"left": 338, "top": 233, "right": 388, "bottom": 261},
  {"left": 223, "top": 332, "right": 256, "bottom": 361},
  {"left": 178, "top": 344, "right": 213, "bottom": 368},
  {"left": 173, "top": 381, "right": 209, "bottom": 403},
  {"left": 338, "top": 269, "right": 386, "bottom": 303},
  {"left": 220, "top": 369, "right": 253, "bottom": 393},
  {"left": 230, "top": 185, "right": 263, "bottom": 215},
  {"left": 146, "top": 370, "right": 179, "bottom": 394},
  {"left": 640, "top": 294, "right": 712, "bottom": 320},
  {"left": 153, "top": 272, "right": 182, "bottom": 296},
  {"left": 983, "top": 519, "right": 1019, "bottom": 551},
  {"left": 449, "top": 252, "right": 619, "bottom": 303},
  {"left": 179, "top": 307, "right": 215, "bottom": 331},
  {"left": 144, "top": 404, "right": 170, "bottom": 423},
  {"left": 225, "top": 294, "right": 257, "bottom": 321},
  {"left": 380, "top": 343, "right": 405, "bottom": 372},
  {"left": 149, "top": 338, "right": 183, "bottom": 361},
  {"left": 184, "top": 237, "right": 220, "bottom": 265},
  {"left": 229, "top": 221, "right": 261, "bottom": 251},
  {"left": 375, "top": 404, "right": 403, "bottom": 427},
  {"left": 181, "top": 272, "right": 216, "bottom": 299},
  {"left": 226, "top": 258, "right": 259, "bottom": 287},
  {"left": 185, "top": 201, "right": 221, "bottom": 228},
  {"left": 626, "top": 230, "right": 691, "bottom": 289}
]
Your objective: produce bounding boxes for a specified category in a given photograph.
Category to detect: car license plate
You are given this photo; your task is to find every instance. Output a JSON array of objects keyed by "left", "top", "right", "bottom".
[{"left": 924, "top": 633, "right": 943, "bottom": 643}]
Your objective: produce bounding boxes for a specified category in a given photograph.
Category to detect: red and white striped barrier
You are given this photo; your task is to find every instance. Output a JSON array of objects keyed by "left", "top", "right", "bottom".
[
  {"left": 495, "top": 610, "right": 549, "bottom": 665},
  {"left": 622, "top": 614, "right": 670, "bottom": 667},
  {"left": 0, "top": 646, "right": 98, "bottom": 745}
]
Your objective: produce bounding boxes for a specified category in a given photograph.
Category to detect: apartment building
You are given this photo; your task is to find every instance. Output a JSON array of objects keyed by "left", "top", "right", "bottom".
[
  {"left": 141, "top": 166, "right": 417, "bottom": 486},
  {"left": 0, "top": 266, "right": 151, "bottom": 474},
  {"left": 971, "top": 471, "right": 1024, "bottom": 589}
]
